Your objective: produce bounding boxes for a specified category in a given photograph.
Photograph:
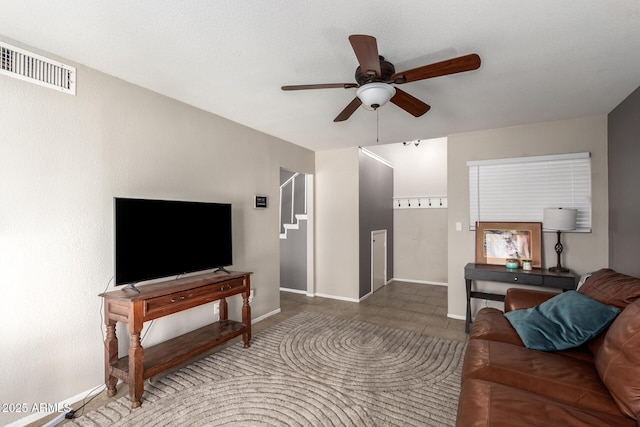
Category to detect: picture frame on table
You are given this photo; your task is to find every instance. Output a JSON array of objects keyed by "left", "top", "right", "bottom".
[{"left": 475, "top": 221, "right": 543, "bottom": 268}]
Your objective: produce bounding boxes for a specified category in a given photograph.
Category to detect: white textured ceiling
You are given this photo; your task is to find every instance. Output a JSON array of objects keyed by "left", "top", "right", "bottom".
[{"left": 1, "top": 1, "right": 639, "bottom": 151}]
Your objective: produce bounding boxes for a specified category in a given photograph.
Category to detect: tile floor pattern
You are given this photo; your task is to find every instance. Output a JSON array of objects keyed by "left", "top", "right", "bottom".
[{"left": 34, "top": 281, "right": 466, "bottom": 426}]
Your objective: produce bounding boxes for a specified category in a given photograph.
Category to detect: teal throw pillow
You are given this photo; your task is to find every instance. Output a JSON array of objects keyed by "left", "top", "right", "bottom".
[{"left": 504, "top": 290, "right": 620, "bottom": 351}]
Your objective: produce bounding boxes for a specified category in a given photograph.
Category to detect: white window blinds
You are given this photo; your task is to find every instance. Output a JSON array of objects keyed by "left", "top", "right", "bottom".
[{"left": 468, "top": 152, "right": 591, "bottom": 232}]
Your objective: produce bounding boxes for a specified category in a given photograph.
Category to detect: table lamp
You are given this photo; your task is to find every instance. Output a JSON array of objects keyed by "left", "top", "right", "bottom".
[{"left": 543, "top": 207, "right": 577, "bottom": 272}]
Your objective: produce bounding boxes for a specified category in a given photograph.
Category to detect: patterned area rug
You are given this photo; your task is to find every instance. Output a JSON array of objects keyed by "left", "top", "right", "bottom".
[{"left": 70, "top": 312, "right": 466, "bottom": 426}]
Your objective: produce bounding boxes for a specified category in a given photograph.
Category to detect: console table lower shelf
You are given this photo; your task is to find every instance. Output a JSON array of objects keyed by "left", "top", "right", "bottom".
[{"left": 100, "top": 271, "right": 252, "bottom": 408}]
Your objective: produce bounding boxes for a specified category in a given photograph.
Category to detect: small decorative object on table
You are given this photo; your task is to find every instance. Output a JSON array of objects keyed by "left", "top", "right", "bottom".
[
  {"left": 505, "top": 259, "right": 519, "bottom": 269},
  {"left": 522, "top": 259, "right": 533, "bottom": 271}
]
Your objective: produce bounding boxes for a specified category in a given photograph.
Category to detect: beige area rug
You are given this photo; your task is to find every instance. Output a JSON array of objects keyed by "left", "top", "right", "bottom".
[{"left": 70, "top": 312, "right": 466, "bottom": 426}]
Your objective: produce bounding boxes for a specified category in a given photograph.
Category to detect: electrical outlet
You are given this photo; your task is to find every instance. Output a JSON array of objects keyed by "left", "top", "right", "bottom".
[
  {"left": 213, "top": 302, "right": 220, "bottom": 315},
  {"left": 249, "top": 289, "right": 255, "bottom": 303}
]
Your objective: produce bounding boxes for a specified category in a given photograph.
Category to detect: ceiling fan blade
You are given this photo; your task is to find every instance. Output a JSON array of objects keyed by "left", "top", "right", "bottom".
[
  {"left": 334, "top": 97, "right": 362, "bottom": 122},
  {"left": 348, "top": 34, "right": 381, "bottom": 78},
  {"left": 390, "top": 88, "right": 431, "bottom": 117},
  {"left": 391, "top": 53, "right": 481, "bottom": 84},
  {"left": 282, "top": 83, "right": 358, "bottom": 91}
]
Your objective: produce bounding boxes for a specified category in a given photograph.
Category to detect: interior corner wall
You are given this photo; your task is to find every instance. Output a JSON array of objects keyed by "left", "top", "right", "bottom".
[
  {"left": 366, "top": 138, "right": 449, "bottom": 284},
  {"left": 608, "top": 85, "right": 640, "bottom": 277},
  {"left": 358, "top": 152, "right": 394, "bottom": 298},
  {"left": 0, "top": 39, "right": 314, "bottom": 426},
  {"left": 447, "top": 116, "right": 609, "bottom": 320},
  {"left": 315, "top": 148, "right": 360, "bottom": 300}
]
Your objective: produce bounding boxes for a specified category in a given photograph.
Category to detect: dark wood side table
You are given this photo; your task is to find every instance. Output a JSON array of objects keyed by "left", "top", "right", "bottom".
[
  {"left": 100, "top": 271, "right": 252, "bottom": 408},
  {"left": 464, "top": 263, "right": 577, "bottom": 333}
]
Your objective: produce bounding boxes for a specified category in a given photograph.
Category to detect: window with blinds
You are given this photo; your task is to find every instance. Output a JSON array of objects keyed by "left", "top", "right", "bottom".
[{"left": 468, "top": 152, "right": 591, "bottom": 232}]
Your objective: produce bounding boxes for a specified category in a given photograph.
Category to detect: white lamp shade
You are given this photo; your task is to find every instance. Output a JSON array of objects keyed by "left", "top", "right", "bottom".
[
  {"left": 356, "top": 83, "right": 396, "bottom": 109},
  {"left": 543, "top": 208, "right": 577, "bottom": 231}
]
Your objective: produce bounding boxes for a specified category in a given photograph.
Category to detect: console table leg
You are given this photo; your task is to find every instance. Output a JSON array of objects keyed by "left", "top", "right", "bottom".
[
  {"left": 219, "top": 297, "right": 228, "bottom": 322},
  {"left": 465, "top": 279, "right": 472, "bottom": 334},
  {"left": 242, "top": 293, "right": 251, "bottom": 348},
  {"left": 128, "top": 312, "right": 144, "bottom": 409},
  {"left": 105, "top": 321, "right": 118, "bottom": 397}
]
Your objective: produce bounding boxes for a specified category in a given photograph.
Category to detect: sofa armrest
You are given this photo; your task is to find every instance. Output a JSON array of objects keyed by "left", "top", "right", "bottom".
[{"left": 504, "top": 288, "right": 559, "bottom": 312}]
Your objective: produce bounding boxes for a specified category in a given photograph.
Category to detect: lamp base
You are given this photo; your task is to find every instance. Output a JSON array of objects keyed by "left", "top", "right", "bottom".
[{"left": 549, "top": 266, "right": 570, "bottom": 273}]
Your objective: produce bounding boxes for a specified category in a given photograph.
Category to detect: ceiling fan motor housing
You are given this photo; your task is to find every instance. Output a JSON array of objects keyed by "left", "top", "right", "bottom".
[{"left": 355, "top": 56, "right": 395, "bottom": 85}]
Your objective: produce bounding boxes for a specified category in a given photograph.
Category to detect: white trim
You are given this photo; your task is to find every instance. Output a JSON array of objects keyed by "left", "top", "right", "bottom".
[
  {"left": 5, "top": 385, "right": 104, "bottom": 427},
  {"left": 279, "top": 287, "right": 307, "bottom": 294},
  {"left": 466, "top": 151, "right": 590, "bottom": 166},
  {"left": 305, "top": 174, "right": 315, "bottom": 296},
  {"left": 447, "top": 313, "right": 466, "bottom": 321},
  {"left": 392, "top": 277, "right": 448, "bottom": 287},
  {"left": 253, "top": 308, "right": 281, "bottom": 323},
  {"left": 359, "top": 147, "right": 394, "bottom": 168},
  {"left": 313, "top": 292, "right": 360, "bottom": 303},
  {"left": 359, "top": 291, "right": 372, "bottom": 302}
]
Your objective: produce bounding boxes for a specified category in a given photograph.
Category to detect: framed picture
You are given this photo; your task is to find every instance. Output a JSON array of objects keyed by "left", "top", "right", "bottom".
[{"left": 475, "top": 222, "right": 542, "bottom": 268}]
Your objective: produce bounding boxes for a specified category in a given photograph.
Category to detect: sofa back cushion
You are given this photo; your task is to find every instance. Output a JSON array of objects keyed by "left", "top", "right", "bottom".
[
  {"left": 579, "top": 269, "right": 640, "bottom": 356},
  {"left": 579, "top": 269, "right": 640, "bottom": 309},
  {"left": 595, "top": 298, "right": 640, "bottom": 420}
]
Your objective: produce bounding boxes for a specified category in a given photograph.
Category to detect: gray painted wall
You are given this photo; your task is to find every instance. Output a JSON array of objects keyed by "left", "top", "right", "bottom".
[
  {"left": 608, "top": 85, "right": 640, "bottom": 277},
  {"left": 280, "top": 219, "right": 307, "bottom": 291},
  {"left": 359, "top": 152, "right": 394, "bottom": 298}
]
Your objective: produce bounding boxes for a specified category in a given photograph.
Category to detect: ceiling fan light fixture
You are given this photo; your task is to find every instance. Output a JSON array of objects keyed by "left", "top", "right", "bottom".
[{"left": 356, "top": 82, "right": 396, "bottom": 110}]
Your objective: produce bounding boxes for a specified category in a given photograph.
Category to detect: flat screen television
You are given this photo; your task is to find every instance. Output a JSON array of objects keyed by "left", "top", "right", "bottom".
[{"left": 114, "top": 197, "right": 232, "bottom": 287}]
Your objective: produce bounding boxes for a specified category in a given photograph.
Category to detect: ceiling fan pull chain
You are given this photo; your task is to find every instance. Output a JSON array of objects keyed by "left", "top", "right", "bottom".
[{"left": 376, "top": 109, "right": 379, "bottom": 143}]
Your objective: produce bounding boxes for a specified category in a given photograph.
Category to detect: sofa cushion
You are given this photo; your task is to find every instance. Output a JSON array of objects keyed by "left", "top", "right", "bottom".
[
  {"left": 471, "top": 306, "right": 594, "bottom": 362},
  {"left": 596, "top": 299, "right": 640, "bottom": 420},
  {"left": 469, "top": 307, "right": 524, "bottom": 346},
  {"left": 462, "top": 339, "right": 622, "bottom": 416},
  {"left": 456, "top": 379, "right": 637, "bottom": 427},
  {"left": 505, "top": 290, "right": 620, "bottom": 351},
  {"left": 579, "top": 268, "right": 640, "bottom": 310}
]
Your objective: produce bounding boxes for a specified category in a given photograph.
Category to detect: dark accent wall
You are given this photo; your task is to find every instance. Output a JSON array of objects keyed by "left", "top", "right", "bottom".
[
  {"left": 359, "top": 152, "right": 394, "bottom": 298},
  {"left": 608, "top": 85, "right": 640, "bottom": 277}
]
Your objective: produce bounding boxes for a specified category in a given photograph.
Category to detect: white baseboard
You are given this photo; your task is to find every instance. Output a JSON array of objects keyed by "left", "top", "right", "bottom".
[
  {"left": 313, "top": 292, "right": 360, "bottom": 303},
  {"left": 447, "top": 313, "right": 466, "bottom": 321},
  {"left": 5, "top": 385, "right": 104, "bottom": 427},
  {"left": 279, "top": 287, "right": 307, "bottom": 295},
  {"left": 392, "top": 277, "right": 448, "bottom": 287},
  {"left": 253, "top": 308, "right": 281, "bottom": 323}
]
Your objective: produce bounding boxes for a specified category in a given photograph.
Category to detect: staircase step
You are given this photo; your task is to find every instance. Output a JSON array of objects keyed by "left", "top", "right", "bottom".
[{"left": 280, "top": 215, "right": 308, "bottom": 240}]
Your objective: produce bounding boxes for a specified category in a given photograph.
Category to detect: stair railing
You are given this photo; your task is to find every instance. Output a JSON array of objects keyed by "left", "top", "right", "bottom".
[{"left": 279, "top": 172, "right": 307, "bottom": 233}]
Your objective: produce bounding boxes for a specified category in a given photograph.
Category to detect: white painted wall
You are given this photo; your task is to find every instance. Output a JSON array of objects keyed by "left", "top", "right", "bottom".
[
  {"left": 0, "top": 39, "right": 313, "bottom": 426},
  {"left": 366, "top": 138, "right": 448, "bottom": 283},
  {"left": 367, "top": 138, "right": 447, "bottom": 196},
  {"left": 315, "top": 148, "right": 360, "bottom": 300},
  {"left": 447, "top": 116, "right": 609, "bottom": 320}
]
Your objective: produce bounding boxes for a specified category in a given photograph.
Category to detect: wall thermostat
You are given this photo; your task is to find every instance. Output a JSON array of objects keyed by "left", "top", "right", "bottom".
[{"left": 254, "top": 195, "right": 267, "bottom": 209}]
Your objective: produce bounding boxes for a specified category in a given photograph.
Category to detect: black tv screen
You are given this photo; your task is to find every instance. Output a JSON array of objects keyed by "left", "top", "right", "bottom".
[{"left": 114, "top": 197, "right": 232, "bottom": 285}]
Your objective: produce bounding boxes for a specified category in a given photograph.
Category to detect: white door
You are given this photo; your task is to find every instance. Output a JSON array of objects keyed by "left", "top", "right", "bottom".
[{"left": 371, "top": 230, "right": 387, "bottom": 293}]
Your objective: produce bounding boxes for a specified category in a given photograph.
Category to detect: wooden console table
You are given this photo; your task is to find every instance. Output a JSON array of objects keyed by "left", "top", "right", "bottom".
[
  {"left": 100, "top": 271, "right": 252, "bottom": 408},
  {"left": 465, "top": 263, "right": 577, "bottom": 333}
]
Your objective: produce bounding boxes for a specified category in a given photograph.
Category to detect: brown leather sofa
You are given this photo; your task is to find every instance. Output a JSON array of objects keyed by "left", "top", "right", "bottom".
[{"left": 456, "top": 268, "right": 640, "bottom": 426}]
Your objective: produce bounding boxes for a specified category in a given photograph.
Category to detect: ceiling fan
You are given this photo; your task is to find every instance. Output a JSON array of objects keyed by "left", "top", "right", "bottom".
[{"left": 282, "top": 34, "right": 481, "bottom": 122}]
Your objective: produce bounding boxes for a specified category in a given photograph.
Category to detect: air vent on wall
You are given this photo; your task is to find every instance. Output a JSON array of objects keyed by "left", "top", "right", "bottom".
[{"left": 0, "top": 41, "right": 76, "bottom": 95}]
